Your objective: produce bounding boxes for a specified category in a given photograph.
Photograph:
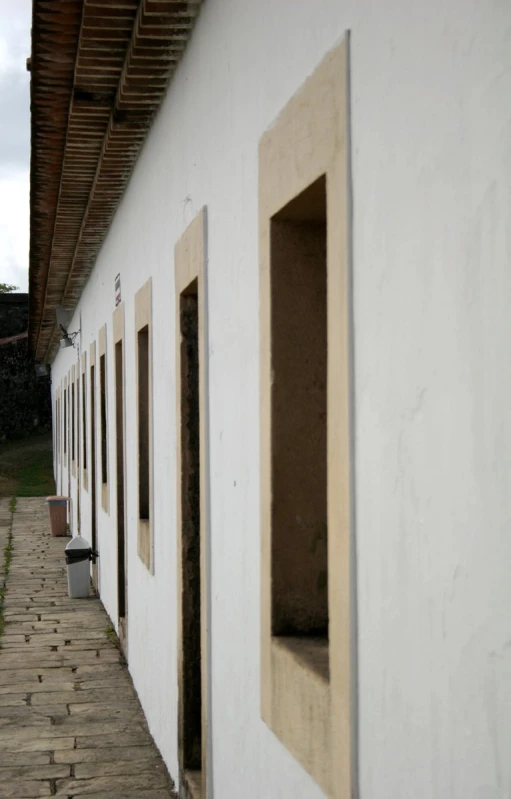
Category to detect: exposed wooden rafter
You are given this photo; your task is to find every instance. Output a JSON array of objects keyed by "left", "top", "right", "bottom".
[{"left": 29, "top": 0, "right": 203, "bottom": 362}]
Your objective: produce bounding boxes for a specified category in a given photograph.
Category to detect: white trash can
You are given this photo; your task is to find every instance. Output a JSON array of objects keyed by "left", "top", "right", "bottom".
[{"left": 65, "top": 536, "right": 92, "bottom": 598}]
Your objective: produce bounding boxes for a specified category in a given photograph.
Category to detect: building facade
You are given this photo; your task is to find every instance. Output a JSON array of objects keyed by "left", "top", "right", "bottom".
[{"left": 30, "top": 1, "right": 511, "bottom": 798}]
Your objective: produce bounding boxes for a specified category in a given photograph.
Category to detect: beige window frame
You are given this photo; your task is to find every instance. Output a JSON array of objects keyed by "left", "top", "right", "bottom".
[
  {"left": 59, "top": 391, "right": 61, "bottom": 463},
  {"left": 71, "top": 365, "right": 76, "bottom": 476},
  {"left": 113, "top": 303, "right": 128, "bottom": 650},
  {"left": 81, "top": 352, "right": 88, "bottom": 491},
  {"left": 89, "top": 341, "right": 99, "bottom": 590},
  {"left": 175, "top": 207, "right": 209, "bottom": 799},
  {"left": 135, "top": 279, "right": 153, "bottom": 572},
  {"left": 77, "top": 369, "right": 80, "bottom": 475},
  {"left": 98, "top": 324, "right": 109, "bottom": 514},
  {"left": 56, "top": 390, "right": 60, "bottom": 464},
  {"left": 63, "top": 380, "right": 67, "bottom": 456},
  {"left": 259, "top": 37, "right": 353, "bottom": 799},
  {"left": 67, "top": 371, "right": 72, "bottom": 475},
  {"left": 53, "top": 397, "right": 56, "bottom": 461}
]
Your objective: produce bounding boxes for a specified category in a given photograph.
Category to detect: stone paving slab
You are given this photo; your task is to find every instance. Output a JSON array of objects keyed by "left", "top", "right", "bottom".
[
  {"left": 54, "top": 746, "right": 161, "bottom": 765},
  {"left": 55, "top": 772, "right": 171, "bottom": 795},
  {"left": 66, "top": 792, "right": 174, "bottom": 799},
  {"left": 0, "top": 498, "right": 176, "bottom": 799}
]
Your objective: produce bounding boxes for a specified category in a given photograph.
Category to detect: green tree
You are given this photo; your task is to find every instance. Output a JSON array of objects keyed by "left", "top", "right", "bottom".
[{"left": 0, "top": 284, "right": 19, "bottom": 293}]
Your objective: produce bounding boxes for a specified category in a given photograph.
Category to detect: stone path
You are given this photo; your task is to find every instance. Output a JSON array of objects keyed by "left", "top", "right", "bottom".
[{"left": 0, "top": 498, "right": 176, "bottom": 799}]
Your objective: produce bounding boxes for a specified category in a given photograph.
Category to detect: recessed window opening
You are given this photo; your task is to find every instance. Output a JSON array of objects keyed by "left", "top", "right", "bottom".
[
  {"left": 64, "top": 389, "right": 67, "bottom": 454},
  {"left": 56, "top": 397, "right": 60, "bottom": 461},
  {"left": 100, "top": 353, "right": 107, "bottom": 485},
  {"left": 180, "top": 279, "right": 202, "bottom": 777},
  {"left": 71, "top": 381, "right": 75, "bottom": 463},
  {"left": 137, "top": 325, "right": 150, "bottom": 522},
  {"left": 270, "top": 175, "right": 329, "bottom": 668},
  {"left": 115, "top": 339, "right": 127, "bottom": 621},
  {"left": 82, "top": 371, "right": 87, "bottom": 471},
  {"left": 90, "top": 360, "right": 98, "bottom": 581},
  {"left": 77, "top": 375, "right": 80, "bottom": 470}
]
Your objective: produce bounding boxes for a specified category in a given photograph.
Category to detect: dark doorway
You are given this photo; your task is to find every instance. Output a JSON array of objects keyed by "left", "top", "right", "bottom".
[
  {"left": 100, "top": 354, "right": 108, "bottom": 487},
  {"left": 179, "top": 281, "right": 202, "bottom": 792},
  {"left": 90, "top": 362, "right": 98, "bottom": 590},
  {"left": 115, "top": 339, "right": 127, "bottom": 653}
]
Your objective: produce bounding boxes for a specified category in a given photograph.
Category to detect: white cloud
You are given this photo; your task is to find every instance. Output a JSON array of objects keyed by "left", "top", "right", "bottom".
[
  {"left": 0, "top": 172, "right": 29, "bottom": 290},
  {"left": 0, "top": 0, "right": 31, "bottom": 292}
]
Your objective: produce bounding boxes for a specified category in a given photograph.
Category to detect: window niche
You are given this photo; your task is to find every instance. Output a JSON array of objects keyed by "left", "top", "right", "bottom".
[
  {"left": 135, "top": 279, "right": 153, "bottom": 572},
  {"left": 89, "top": 342, "right": 99, "bottom": 588},
  {"left": 113, "top": 304, "right": 127, "bottom": 650},
  {"left": 137, "top": 325, "right": 150, "bottom": 522},
  {"left": 64, "top": 386, "right": 67, "bottom": 455},
  {"left": 98, "top": 324, "right": 109, "bottom": 514},
  {"left": 175, "top": 208, "right": 209, "bottom": 799},
  {"left": 82, "top": 353, "right": 88, "bottom": 489},
  {"left": 270, "top": 176, "right": 329, "bottom": 673},
  {"left": 71, "top": 370, "right": 76, "bottom": 473},
  {"left": 259, "top": 38, "right": 353, "bottom": 799},
  {"left": 100, "top": 356, "right": 107, "bottom": 480}
]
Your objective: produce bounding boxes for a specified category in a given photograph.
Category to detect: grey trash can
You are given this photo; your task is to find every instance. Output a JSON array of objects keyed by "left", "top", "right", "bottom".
[{"left": 65, "top": 537, "right": 93, "bottom": 598}]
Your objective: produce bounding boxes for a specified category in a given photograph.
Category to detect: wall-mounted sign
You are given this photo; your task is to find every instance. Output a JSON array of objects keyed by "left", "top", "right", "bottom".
[{"left": 115, "top": 274, "right": 121, "bottom": 307}]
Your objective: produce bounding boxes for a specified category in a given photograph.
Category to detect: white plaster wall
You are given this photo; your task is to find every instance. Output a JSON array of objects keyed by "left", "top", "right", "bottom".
[{"left": 50, "top": 0, "right": 511, "bottom": 797}]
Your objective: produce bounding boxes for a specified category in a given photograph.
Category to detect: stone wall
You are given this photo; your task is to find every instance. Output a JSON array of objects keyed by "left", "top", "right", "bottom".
[{"left": 0, "top": 294, "right": 51, "bottom": 441}]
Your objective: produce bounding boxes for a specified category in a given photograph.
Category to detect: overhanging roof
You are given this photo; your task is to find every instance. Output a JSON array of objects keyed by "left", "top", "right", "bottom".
[{"left": 29, "top": 0, "right": 203, "bottom": 363}]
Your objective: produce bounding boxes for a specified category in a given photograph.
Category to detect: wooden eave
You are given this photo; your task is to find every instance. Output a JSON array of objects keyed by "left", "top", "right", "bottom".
[{"left": 29, "top": 0, "right": 203, "bottom": 362}]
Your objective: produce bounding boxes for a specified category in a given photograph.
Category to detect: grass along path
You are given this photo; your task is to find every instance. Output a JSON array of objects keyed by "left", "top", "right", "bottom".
[
  {"left": 0, "top": 433, "right": 55, "bottom": 499},
  {"left": 0, "top": 497, "right": 15, "bottom": 639}
]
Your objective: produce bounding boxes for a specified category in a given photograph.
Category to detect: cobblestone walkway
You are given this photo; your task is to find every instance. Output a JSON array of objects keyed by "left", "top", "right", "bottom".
[{"left": 0, "top": 498, "right": 176, "bottom": 799}]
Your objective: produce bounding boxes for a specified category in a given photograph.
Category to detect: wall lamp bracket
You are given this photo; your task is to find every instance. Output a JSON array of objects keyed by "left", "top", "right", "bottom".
[{"left": 59, "top": 327, "right": 80, "bottom": 350}]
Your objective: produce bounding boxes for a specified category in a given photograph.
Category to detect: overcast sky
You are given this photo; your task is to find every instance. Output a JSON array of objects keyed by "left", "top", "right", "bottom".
[{"left": 0, "top": 0, "right": 31, "bottom": 292}]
